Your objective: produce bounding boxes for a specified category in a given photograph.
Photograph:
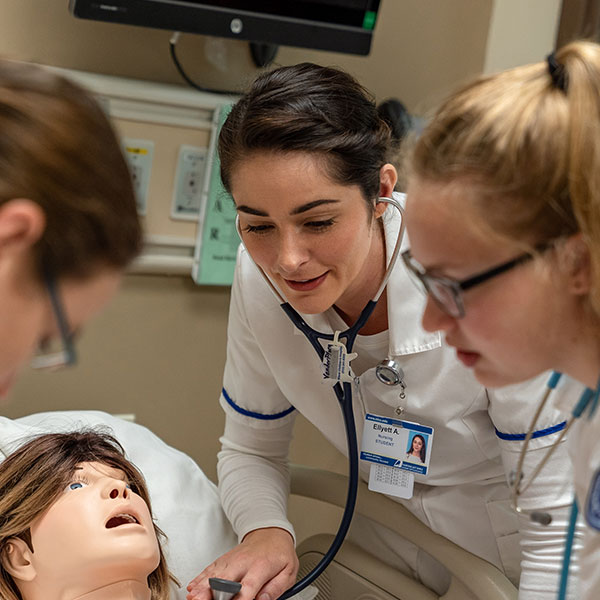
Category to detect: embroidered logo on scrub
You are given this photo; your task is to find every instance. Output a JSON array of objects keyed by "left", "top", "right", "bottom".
[{"left": 586, "top": 467, "right": 600, "bottom": 531}]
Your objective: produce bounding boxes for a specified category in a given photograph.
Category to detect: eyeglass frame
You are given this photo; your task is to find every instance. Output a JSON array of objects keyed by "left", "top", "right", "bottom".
[
  {"left": 401, "top": 243, "right": 551, "bottom": 319},
  {"left": 30, "top": 271, "right": 77, "bottom": 370}
]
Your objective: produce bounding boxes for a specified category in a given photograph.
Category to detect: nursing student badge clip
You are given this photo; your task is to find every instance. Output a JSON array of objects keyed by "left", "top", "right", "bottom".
[
  {"left": 321, "top": 331, "right": 357, "bottom": 385},
  {"left": 361, "top": 413, "right": 434, "bottom": 499}
]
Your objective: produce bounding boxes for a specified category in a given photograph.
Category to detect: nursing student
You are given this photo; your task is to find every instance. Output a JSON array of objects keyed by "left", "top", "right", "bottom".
[
  {"left": 0, "top": 59, "right": 141, "bottom": 395},
  {"left": 187, "top": 63, "right": 582, "bottom": 600},
  {"left": 402, "top": 40, "right": 600, "bottom": 599}
]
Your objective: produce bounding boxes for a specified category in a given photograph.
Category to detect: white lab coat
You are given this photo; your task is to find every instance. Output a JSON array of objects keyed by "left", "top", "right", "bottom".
[
  {"left": 554, "top": 390, "right": 600, "bottom": 600},
  {"left": 218, "top": 198, "right": 583, "bottom": 598}
]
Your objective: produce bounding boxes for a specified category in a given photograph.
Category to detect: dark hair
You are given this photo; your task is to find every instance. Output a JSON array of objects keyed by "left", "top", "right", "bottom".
[
  {"left": 219, "top": 62, "right": 392, "bottom": 206},
  {"left": 0, "top": 60, "right": 142, "bottom": 280},
  {"left": 0, "top": 431, "right": 174, "bottom": 600},
  {"left": 410, "top": 434, "right": 427, "bottom": 463}
]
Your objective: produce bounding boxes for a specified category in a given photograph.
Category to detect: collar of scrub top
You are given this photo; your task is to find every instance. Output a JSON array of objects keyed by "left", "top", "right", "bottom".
[
  {"left": 510, "top": 371, "right": 600, "bottom": 525},
  {"left": 234, "top": 195, "right": 406, "bottom": 360}
]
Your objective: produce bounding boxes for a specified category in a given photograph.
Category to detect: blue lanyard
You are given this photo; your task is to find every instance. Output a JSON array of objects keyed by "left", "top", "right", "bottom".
[{"left": 557, "top": 377, "right": 600, "bottom": 599}]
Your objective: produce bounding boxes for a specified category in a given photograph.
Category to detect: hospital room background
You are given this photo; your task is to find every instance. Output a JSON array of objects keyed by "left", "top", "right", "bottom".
[{"left": 0, "top": 0, "right": 585, "bottom": 586}]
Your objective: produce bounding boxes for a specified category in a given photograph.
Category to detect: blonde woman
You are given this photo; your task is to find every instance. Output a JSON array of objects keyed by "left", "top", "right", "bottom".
[{"left": 404, "top": 40, "right": 600, "bottom": 598}]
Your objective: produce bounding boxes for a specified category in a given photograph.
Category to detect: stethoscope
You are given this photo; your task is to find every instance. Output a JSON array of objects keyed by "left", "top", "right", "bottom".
[
  {"left": 236, "top": 196, "right": 406, "bottom": 599},
  {"left": 510, "top": 371, "right": 600, "bottom": 600}
]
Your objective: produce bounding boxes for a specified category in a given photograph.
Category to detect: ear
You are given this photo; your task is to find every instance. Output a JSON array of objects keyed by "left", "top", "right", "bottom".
[
  {"left": 0, "top": 199, "right": 46, "bottom": 257},
  {"left": 375, "top": 164, "right": 398, "bottom": 218},
  {"left": 562, "top": 233, "right": 591, "bottom": 296},
  {"left": 1, "top": 538, "right": 36, "bottom": 582}
]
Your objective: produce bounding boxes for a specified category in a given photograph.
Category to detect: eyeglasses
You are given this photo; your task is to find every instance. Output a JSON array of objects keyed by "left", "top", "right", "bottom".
[
  {"left": 401, "top": 246, "right": 549, "bottom": 319},
  {"left": 30, "top": 273, "right": 77, "bottom": 370}
]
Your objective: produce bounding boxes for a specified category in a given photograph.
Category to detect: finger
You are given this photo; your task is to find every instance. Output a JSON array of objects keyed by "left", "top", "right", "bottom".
[{"left": 254, "top": 566, "right": 298, "bottom": 600}]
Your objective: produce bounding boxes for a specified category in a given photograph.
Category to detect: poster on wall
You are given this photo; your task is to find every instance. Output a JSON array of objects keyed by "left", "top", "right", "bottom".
[{"left": 192, "top": 104, "right": 241, "bottom": 286}]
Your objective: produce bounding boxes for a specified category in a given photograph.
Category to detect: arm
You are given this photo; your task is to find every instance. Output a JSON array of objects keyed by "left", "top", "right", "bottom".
[
  {"left": 188, "top": 251, "right": 300, "bottom": 600},
  {"left": 187, "top": 414, "right": 299, "bottom": 600},
  {"left": 488, "top": 374, "right": 584, "bottom": 599}
]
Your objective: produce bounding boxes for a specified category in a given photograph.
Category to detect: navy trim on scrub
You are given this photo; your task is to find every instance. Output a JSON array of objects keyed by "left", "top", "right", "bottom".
[
  {"left": 494, "top": 421, "right": 567, "bottom": 441},
  {"left": 222, "top": 387, "right": 296, "bottom": 420}
]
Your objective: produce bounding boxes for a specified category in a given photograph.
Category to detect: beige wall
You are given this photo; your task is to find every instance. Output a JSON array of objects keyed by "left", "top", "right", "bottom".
[{"left": 0, "top": 0, "right": 558, "bottom": 541}]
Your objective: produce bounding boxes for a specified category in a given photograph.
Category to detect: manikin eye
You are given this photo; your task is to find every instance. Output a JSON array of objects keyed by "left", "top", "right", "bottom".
[{"left": 66, "top": 478, "right": 89, "bottom": 491}]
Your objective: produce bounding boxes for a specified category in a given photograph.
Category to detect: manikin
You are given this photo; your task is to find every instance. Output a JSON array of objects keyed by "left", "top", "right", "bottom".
[{"left": 0, "top": 431, "right": 174, "bottom": 600}]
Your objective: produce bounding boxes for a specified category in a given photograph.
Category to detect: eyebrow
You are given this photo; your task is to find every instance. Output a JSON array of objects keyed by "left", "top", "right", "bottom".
[{"left": 236, "top": 199, "right": 340, "bottom": 216}]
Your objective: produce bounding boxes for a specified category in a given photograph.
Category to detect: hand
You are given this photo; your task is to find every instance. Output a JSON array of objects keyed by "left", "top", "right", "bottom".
[{"left": 186, "top": 527, "right": 299, "bottom": 600}]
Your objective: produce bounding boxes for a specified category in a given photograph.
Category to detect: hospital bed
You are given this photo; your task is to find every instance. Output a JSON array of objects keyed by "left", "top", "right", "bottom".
[
  {"left": 0, "top": 411, "right": 518, "bottom": 600},
  {"left": 290, "top": 464, "right": 518, "bottom": 600}
]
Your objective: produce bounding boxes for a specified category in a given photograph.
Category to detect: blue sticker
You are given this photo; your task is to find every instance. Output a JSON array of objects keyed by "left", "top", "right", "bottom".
[{"left": 585, "top": 468, "right": 600, "bottom": 531}]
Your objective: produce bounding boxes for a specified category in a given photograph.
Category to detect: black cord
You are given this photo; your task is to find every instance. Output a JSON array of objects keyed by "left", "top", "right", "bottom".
[
  {"left": 278, "top": 381, "right": 360, "bottom": 600},
  {"left": 169, "top": 32, "right": 238, "bottom": 96}
]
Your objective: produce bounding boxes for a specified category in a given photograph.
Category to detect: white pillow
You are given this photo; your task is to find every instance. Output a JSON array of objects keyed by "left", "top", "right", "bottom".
[{"left": 0, "top": 410, "right": 237, "bottom": 599}]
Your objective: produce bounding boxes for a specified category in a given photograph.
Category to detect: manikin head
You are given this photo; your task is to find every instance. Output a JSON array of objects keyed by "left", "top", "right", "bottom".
[{"left": 0, "top": 431, "right": 173, "bottom": 600}]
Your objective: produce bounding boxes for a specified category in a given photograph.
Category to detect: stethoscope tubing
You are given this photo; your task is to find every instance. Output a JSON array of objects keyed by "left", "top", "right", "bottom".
[
  {"left": 234, "top": 197, "right": 405, "bottom": 599},
  {"left": 278, "top": 380, "right": 359, "bottom": 599}
]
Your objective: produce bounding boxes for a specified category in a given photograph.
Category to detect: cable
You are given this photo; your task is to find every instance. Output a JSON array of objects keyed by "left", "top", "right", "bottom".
[
  {"left": 169, "top": 32, "right": 238, "bottom": 96},
  {"left": 277, "top": 380, "right": 360, "bottom": 599}
]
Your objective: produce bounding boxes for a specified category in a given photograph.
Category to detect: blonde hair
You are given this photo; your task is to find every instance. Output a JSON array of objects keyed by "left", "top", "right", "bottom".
[
  {"left": 0, "top": 431, "right": 175, "bottom": 600},
  {"left": 411, "top": 40, "right": 600, "bottom": 315}
]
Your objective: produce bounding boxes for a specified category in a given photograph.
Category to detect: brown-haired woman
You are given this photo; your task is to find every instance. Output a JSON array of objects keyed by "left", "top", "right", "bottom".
[
  {"left": 187, "top": 62, "right": 582, "bottom": 600},
  {"left": 0, "top": 430, "right": 174, "bottom": 599},
  {"left": 404, "top": 39, "right": 600, "bottom": 598},
  {"left": 0, "top": 59, "right": 141, "bottom": 396}
]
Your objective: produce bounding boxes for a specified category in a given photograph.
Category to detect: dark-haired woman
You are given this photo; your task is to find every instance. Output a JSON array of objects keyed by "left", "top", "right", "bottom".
[
  {"left": 406, "top": 434, "right": 427, "bottom": 464},
  {"left": 187, "top": 63, "right": 581, "bottom": 600},
  {"left": 0, "top": 59, "right": 141, "bottom": 398}
]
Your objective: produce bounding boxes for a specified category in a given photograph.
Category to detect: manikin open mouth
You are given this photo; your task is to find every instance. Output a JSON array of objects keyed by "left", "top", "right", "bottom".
[{"left": 106, "top": 513, "right": 139, "bottom": 528}]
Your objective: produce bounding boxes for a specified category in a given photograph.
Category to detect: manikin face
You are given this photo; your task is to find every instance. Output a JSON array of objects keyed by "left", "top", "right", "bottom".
[
  {"left": 0, "top": 262, "right": 122, "bottom": 400},
  {"left": 25, "top": 461, "right": 159, "bottom": 597},
  {"left": 405, "top": 177, "right": 584, "bottom": 388},
  {"left": 231, "top": 152, "right": 389, "bottom": 316}
]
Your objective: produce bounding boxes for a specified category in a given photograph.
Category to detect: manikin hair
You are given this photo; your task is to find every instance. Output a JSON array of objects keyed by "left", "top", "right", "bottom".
[
  {"left": 0, "top": 431, "right": 175, "bottom": 600},
  {"left": 411, "top": 40, "right": 600, "bottom": 317}
]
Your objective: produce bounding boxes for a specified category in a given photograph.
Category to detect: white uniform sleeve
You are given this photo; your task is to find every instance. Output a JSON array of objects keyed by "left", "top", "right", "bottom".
[
  {"left": 488, "top": 374, "right": 584, "bottom": 599},
  {"left": 217, "top": 252, "right": 298, "bottom": 544},
  {"left": 218, "top": 414, "right": 296, "bottom": 544}
]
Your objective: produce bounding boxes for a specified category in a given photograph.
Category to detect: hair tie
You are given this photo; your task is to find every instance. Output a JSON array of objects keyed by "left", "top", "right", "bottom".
[{"left": 547, "top": 52, "right": 568, "bottom": 92}]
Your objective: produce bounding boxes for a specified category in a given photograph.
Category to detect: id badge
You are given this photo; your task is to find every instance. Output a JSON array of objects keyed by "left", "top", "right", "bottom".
[{"left": 360, "top": 413, "right": 434, "bottom": 476}]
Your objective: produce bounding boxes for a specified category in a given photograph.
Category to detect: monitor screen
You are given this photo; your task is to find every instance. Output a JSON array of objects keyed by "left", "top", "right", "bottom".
[{"left": 69, "top": 0, "right": 381, "bottom": 55}]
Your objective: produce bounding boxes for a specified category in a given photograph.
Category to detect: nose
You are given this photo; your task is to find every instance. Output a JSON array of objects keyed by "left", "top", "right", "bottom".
[
  {"left": 102, "top": 478, "right": 129, "bottom": 500},
  {"left": 421, "top": 296, "right": 456, "bottom": 333},
  {"left": 276, "top": 229, "right": 309, "bottom": 274}
]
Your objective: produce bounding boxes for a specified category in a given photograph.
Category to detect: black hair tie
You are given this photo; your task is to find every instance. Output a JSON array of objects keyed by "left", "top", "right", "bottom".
[{"left": 547, "top": 52, "right": 568, "bottom": 92}]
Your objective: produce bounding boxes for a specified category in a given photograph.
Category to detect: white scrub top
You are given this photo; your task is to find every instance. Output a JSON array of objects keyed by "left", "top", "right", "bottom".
[{"left": 218, "top": 196, "right": 583, "bottom": 598}]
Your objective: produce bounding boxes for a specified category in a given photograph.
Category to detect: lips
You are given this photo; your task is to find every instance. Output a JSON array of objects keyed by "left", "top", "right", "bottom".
[
  {"left": 106, "top": 511, "right": 140, "bottom": 529},
  {"left": 455, "top": 349, "right": 481, "bottom": 367},
  {"left": 284, "top": 272, "right": 328, "bottom": 292}
]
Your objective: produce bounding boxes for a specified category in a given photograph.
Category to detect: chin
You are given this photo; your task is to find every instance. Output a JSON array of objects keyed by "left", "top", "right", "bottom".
[
  {"left": 472, "top": 364, "right": 534, "bottom": 389},
  {"left": 288, "top": 296, "right": 335, "bottom": 315}
]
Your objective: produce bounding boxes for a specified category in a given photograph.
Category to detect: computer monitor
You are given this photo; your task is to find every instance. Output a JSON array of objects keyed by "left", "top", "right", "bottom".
[{"left": 69, "top": 0, "right": 381, "bottom": 56}]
